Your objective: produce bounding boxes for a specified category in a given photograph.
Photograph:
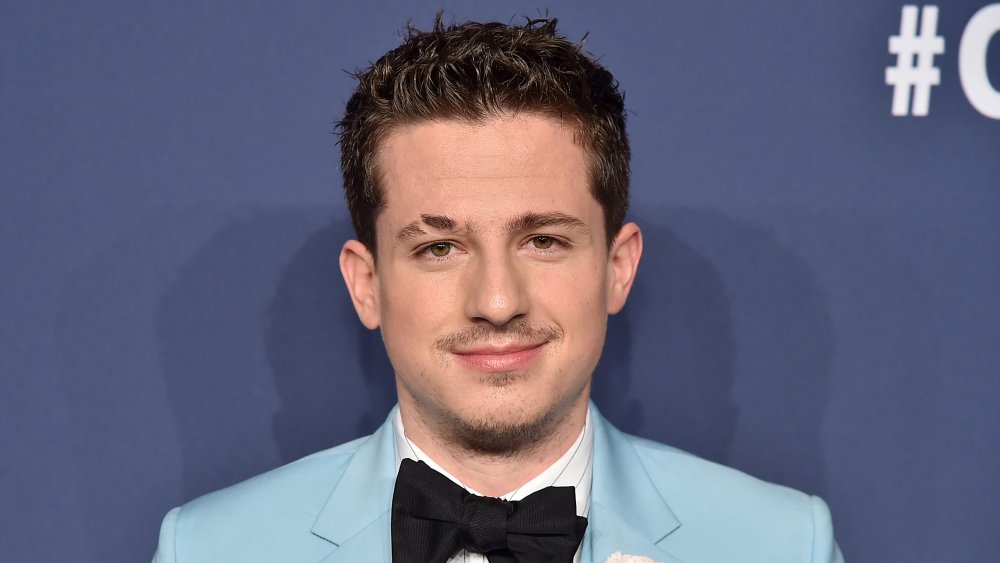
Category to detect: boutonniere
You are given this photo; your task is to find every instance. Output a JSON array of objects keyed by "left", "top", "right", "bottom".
[{"left": 605, "top": 551, "right": 663, "bottom": 563}]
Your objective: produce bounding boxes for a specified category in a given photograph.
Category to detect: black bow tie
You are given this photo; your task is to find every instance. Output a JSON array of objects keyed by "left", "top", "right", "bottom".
[{"left": 390, "top": 459, "right": 588, "bottom": 563}]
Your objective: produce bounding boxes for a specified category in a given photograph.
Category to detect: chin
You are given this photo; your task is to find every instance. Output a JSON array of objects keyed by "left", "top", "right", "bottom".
[
  {"left": 441, "top": 391, "right": 577, "bottom": 457},
  {"left": 444, "top": 407, "right": 558, "bottom": 457}
]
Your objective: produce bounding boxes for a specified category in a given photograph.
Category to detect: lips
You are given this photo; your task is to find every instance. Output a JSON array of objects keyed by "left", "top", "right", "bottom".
[{"left": 451, "top": 342, "right": 546, "bottom": 372}]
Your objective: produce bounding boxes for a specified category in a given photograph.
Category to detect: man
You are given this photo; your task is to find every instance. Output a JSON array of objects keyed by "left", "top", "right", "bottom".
[{"left": 153, "top": 16, "right": 844, "bottom": 563}]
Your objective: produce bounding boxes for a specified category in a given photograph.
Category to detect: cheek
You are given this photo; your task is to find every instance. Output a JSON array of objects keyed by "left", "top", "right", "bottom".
[
  {"left": 378, "top": 275, "right": 452, "bottom": 345},
  {"left": 533, "top": 260, "right": 609, "bottom": 342},
  {"left": 536, "top": 255, "right": 608, "bottom": 306}
]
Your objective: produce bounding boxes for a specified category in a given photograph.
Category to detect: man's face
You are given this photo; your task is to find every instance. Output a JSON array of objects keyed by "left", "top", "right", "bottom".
[{"left": 341, "top": 114, "right": 640, "bottom": 454}]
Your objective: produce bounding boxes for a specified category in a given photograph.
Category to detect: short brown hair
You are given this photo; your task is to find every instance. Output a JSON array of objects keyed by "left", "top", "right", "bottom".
[{"left": 337, "top": 16, "right": 630, "bottom": 255}]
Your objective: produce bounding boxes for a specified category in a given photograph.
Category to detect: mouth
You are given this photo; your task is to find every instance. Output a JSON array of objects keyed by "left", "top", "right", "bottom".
[{"left": 451, "top": 342, "right": 547, "bottom": 372}]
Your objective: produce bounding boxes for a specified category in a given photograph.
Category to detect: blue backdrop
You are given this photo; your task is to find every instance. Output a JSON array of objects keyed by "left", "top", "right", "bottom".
[{"left": 2, "top": 1, "right": 998, "bottom": 561}]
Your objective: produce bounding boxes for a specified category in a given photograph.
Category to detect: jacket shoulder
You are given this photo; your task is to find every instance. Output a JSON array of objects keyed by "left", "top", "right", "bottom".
[
  {"left": 185, "top": 434, "right": 366, "bottom": 514},
  {"left": 626, "top": 435, "right": 840, "bottom": 563},
  {"left": 155, "top": 435, "right": 369, "bottom": 562},
  {"left": 629, "top": 433, "right": 810, "bottom": 509}
]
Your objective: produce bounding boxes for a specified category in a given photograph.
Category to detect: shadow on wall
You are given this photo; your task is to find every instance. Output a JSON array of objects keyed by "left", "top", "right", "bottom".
[
  {"left": 265, "top": 222, "right": 396, "bottom": 464},
  {"left": 595, "top": 206, "right": 834, "bottom": 495},
  {"left": 592, "top": 212, "right": 738, "bottom": 463},
  {"left": 157, "top": 208, "right": 389, "bottom": 502}
]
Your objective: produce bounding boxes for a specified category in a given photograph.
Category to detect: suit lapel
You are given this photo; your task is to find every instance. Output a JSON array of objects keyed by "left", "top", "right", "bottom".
[
  {"left": 311, "top": 409, "right": 398, "bottom": 562},
  {"left": 586, "top": 406, "right": 686, "bottom": 563},
  {"left": 315, "top": 513, "right": 391, "bottom": 562}
]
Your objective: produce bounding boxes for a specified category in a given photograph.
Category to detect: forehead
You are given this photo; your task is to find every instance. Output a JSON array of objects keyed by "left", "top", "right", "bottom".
[{"left": 375, "top": 114, "right": 594, "bottom": 220}]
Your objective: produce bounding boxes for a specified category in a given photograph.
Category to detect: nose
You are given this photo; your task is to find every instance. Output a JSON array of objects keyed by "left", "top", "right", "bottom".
[{"left": 464, "top": 250, "right": 528, "bottom": 326}]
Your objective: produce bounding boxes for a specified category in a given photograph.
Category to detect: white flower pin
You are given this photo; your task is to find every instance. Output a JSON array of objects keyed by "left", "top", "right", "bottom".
[{"left": 604, "top": 551, "right": 663, "bottom": 563}]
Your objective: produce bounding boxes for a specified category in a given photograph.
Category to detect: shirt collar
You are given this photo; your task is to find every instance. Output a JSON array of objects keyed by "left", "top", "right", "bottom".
[{"left": 392, "top": 407, "right": 594, "bottom": 518}]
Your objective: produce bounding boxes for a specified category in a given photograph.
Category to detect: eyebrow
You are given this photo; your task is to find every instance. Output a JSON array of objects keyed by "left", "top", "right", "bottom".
[
  {"left": 395, "top": 214, "right": 459, "bottom": 242},
  {"left": 394, "top": 211, "right": 588, "bottom": 243},
  {"left": 505, "top": 212, "right": 589, "bottom": 234}
]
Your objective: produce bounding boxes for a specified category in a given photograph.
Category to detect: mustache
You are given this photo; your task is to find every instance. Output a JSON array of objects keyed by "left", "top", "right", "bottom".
[{"left": 434, "top": 320, "right": 563, "bottom": 352}]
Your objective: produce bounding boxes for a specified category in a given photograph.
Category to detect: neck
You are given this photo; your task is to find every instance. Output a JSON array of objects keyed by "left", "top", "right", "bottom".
[{"left": 399, "top": 399, "right": 589, "bottom": 497}]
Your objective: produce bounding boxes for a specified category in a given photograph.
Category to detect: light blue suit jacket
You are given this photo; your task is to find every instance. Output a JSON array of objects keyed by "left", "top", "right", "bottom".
[{"left": 154, "top": 405, "right": 844, "bottom": 563}]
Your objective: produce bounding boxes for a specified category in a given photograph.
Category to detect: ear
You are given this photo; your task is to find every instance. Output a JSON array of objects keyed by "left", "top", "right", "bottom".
[
  {"left": 606, "top": 222, "right": 643, "bottom": 315},
  {"left": 339, "top": 239, "right": 381, "bottom": 329}
]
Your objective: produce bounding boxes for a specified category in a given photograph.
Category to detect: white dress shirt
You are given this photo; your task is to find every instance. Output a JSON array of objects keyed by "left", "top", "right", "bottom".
[{"left": 393, "top": 408, "right": 594, "bottom": 563}]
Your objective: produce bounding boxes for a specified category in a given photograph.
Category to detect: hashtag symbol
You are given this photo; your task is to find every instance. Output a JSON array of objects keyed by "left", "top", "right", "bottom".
[{"left": 885, "top": 5, "right": 945, "bottom": 116}]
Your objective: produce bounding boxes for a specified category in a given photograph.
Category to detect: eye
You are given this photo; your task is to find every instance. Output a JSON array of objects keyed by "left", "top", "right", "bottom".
[
  {"left": 530, "top": 236, "right": 555, "bottom": 250},
  {"left": 427, "top": 242, "right": 452, "bottom": 257}
]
